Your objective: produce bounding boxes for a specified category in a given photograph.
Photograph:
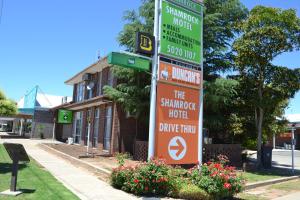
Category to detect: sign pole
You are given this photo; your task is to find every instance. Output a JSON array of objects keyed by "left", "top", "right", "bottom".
[
  {"left": 148, "top": 0, "right": 160, "bottom": 160},
  {"left": 198, "top": 6, "right": 204, "bottom": 169},
  {"left": 291, "top": 125, "right": 295, "bottom": 174},
  {"left": 10, "top": 158, "right": 19, "bottom": 192}
]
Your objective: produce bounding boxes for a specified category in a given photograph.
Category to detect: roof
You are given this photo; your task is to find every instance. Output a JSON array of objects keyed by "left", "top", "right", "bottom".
[
  {"left": 65, "top": 56, "right": 109, "bottom": 85},
  {"left": 285, "top": 114, "right": 300, "bottom": 123},
  {"left": 18, "top": 93, "right": 72, "bottom": 109}
]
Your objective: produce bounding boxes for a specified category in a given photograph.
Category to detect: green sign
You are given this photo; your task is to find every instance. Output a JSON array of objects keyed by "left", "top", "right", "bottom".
[
  {"left": 108, "top": 52, "right": 151, "bottom": 71},
  {"left": 58, "top": 110, "right": 73, "bottom": 124},
  {"left": 166, "top": 0, "right": 202, "bottom": 13},
  {"left": 160, "top": 0, "right": 202, "bottom": 64}
]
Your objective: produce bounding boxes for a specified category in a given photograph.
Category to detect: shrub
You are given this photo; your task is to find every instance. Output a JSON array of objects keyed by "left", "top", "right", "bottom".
[
  {"left": 178, "top": 183, "right": 210, "bottom": 200},
  {"left": 189, "top": 155, "right": 245, "bottom": 199},
  {"left": 111, "top": 158, "right": 179, "bottom": 196}
]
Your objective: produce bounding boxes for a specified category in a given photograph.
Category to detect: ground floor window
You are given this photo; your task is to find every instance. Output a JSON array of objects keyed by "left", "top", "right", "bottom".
[
  {"left": 104, "top": 106, "right": 113, "bottom": 151},
  {"left": 73, "top": 111, "right": 83, "bottom": 144},
  {"left": 93, "top": 108, "right": 100, "bottom": 147},
  {"left": 85, "top": 109, "right": 92, "bottom": 146}
]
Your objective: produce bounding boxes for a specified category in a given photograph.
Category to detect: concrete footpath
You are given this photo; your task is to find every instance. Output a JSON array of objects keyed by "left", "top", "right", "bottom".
[
  {"left": 0, "top": 139, "right": 144, "bottom": 200},
  {"left": 273, "top": 191, "right": 300, "bottom": 200}
]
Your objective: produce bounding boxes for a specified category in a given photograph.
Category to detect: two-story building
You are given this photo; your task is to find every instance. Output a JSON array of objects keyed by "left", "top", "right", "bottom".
[{"left": 53, "top": 56, "right": 144, "bottom": 156}]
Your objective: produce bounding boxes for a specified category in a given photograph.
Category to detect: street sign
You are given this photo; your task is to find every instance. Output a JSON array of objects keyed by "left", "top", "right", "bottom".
[
  {"left": 160, "top": 0, "right": 202, "bottom": 64},
  {"left": 136, "top": 32, "right": 155, "bottom": 55},
  {"left": 108, "top": 52, "right": 151, "bottom": 71},
  {"left": 155, "top": 82, "right": 200, "bottom": 164},
  {"left": 58, "top": 110, "right": 73, "bottom": 124}
]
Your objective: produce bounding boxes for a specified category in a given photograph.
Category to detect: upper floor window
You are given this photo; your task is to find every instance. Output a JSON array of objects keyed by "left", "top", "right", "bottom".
[
  {"left": 76, "top": 82, "right": 85, "bottom": 102},
  {"left": 108, "top": 69, "right": 114, "bottom": 87},
  {"left": 97, "top": 72, "right": 103, "bottom": 96}
]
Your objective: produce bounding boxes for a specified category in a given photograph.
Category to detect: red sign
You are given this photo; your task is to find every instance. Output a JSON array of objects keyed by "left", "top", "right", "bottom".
[
  {"left": 158, "top": 62, "right": 201, "bottom": 88},
  {"left": 155, "top": 82, "right": 200, "bottom": 164}
]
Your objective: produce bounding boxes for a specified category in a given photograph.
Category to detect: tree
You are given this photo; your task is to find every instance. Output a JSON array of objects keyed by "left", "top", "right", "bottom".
[
  {"left": 233, "top": 6, "right": 300, "bottom": 168},
  {"left": 204, "top": 78, "right": 241, "bottom": 143},
  {"left": 0, "top": 90, "right": 17, "bottom": 116},
  {"left": 105, "top": 0, "right": 248, "bottom": 126}
]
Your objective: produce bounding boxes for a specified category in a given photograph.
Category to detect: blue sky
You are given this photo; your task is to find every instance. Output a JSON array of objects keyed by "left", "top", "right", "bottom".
[{"left": 0, "top": 0, "right": 299, "bottom": 114}]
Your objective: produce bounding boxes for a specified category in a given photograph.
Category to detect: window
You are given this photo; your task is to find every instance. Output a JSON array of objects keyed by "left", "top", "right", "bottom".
[
  {"left": 108, "top": 69, "right": 114, "bottom": 87},
  {"left": 97, "top": 72, "right": 103, "bottom": 96},
  {"left": 76, "top": 82, "right": 85, "bottom": 102},
  {"left": 85, "top": 109, "right": 92, "bottom": 146},
  {"left": 73, "top": 112, "right": 83, "bottom": 144},
  {"left": 87, "top": 86, "right": 93, "bottom": 99},
  {"left": 104, "top": 106, "right": 113, "bottom": 151},
  {"left": 93, "top": 108, "right": 100, "bottom": 147}
]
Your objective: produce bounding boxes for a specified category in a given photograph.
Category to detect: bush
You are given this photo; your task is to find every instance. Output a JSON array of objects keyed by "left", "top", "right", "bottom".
[
  {"left": 111, "top": 158, "right": 179, "bottom": 196},
  {"left": 111, "top": 155, "right": 245, "bottom": 199},
  {"left": 178, "top": 183, "right": 210, "bottom": 200},
  {"left": 189, "top": 155, "right": 245, "bottom": 199}
]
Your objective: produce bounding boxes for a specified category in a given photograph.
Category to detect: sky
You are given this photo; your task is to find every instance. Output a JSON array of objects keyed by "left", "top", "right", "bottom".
[{"left": 0, "top": 0, "right": 299, "bottom": 114}]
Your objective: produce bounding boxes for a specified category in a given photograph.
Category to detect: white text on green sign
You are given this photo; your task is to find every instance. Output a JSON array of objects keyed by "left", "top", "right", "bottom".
[{"left": 160, "top": 0, "right": 202, "bottom": 64}]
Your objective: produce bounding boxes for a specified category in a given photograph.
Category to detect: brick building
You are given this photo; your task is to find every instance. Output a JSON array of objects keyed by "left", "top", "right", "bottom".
[
  {"left": 53, "top": 57, "right": 144, "bottom": 155},
  {"left": 274, "top": 114, "right": 300, "bottom": 150}
]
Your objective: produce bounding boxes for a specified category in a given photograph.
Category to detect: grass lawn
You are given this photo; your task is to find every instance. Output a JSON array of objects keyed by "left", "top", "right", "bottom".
[
  {"left": 241, "top": 168, "right": 298, "bottom": 183},
  {"left": 270, "top": 179, "right": 300, "bottom": 191},
  {"left": 0, "top": 144, "right": 79, "bottom": 200}
]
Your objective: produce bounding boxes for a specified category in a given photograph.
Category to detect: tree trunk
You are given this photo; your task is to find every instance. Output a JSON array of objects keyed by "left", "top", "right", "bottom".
[
  {"left": 256, "top": 107, "right": 263, "bottom": 168},
  {"left": 256, "top": 85, "right": 264, "bottom": 169}
]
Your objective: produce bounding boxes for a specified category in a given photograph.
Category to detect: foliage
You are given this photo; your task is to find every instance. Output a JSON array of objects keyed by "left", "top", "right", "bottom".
[
  {"left": 111, "top": 156, "right": 245, "bottom": 199},
  {"left": 189, "top": 155, "right": 245, "bottom": 199},
  {"left": 115, "top": 152, "right": 132, "bottom": 167},
  {"left": 104, "top": 0, "right": 249, "bottom": 132},
  {"left": 0, "top": 90, "right": 17, "bottom": 116},
  {"left": 204, "top": 78, "right": 244, "bottom": 143},
  {"left": 203, "top": 0, "right": 248, "bottom": 76},
  {"left": 178, "top": 183, "right": 210, "bottom": 200},
  {"left": 111, "top": 158, "right": 179, "bottom": 196},
  {"left": 233, "top": 6, "right": 300, "bottom": 167},
  {"left": 37, "top": 124, "right": 45, "bottom": 139}
]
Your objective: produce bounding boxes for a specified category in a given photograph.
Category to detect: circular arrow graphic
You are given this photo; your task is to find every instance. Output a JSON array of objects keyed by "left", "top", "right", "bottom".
[{"left": 168, "top": 136, "right": 187, "bottom": 160}]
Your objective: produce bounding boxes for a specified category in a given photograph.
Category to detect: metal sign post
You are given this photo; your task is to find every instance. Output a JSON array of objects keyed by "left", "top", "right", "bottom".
[
  {"left": 291, "top": 124, "right": 296, "bottom": 174},
  {"left": 148, "top": 0, "right": 161, "bottom": 160}
]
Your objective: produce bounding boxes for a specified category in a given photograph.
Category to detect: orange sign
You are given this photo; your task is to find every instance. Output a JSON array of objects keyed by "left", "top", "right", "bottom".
[
  {"left": 158, "top": 62, "right": 201, "bottom": 88},
  {"left": 155, "top": 82, "right": 200, "bottom": 164}
]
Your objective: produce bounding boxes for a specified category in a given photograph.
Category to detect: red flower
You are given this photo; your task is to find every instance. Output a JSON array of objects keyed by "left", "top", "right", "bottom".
[
  {"left": 133, "top": 179, "right": 139, "bottom": 183},
  {"left": 145, "top": 186, "right": 149, "bottom": 191},
  {"left": 224, "top": 183, "right": 231, "bottom": 190}
]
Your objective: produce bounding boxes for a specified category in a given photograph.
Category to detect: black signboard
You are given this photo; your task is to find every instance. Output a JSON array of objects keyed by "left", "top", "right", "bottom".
[
  {"left": 3, "top": 143, "right": 30, "bottom": 162},
  {"left": 136, "top": 32, "right": 155, "bottom": 55},
  {"left": 3, "top": 143, "right": 30, "bottom": 192}
]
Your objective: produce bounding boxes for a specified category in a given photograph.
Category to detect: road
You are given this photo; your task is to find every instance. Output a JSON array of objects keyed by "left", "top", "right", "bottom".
[
  {"left": 272, "top": 150, "right": 300, "bottom": 170},
  {"left": 249, "top": 149, "right": 300, "bottom": 170}
]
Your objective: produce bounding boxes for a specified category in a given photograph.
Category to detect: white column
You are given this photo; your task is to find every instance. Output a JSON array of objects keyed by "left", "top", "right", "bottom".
[
  {"left": 52, "top": 119, "right": 56, "bottom": 141},
  {"left": 19, "top": 119, "right": 24, "bottom": 136},
  {"left": 148, "top": 0, "right": 160, "bottom": 160}
]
